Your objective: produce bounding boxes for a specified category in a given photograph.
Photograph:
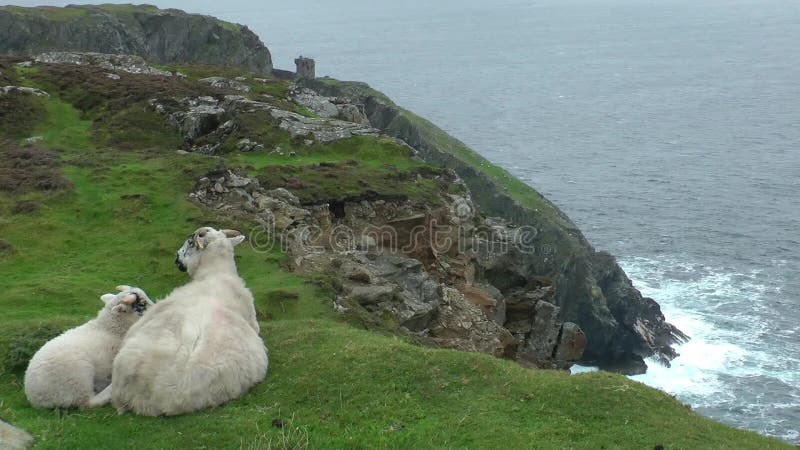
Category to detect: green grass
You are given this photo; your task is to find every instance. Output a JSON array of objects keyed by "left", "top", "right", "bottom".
[
  {"left": 1, "top": 5, "right": 88, "bottom": 21},
  {"left": 35, "top": 98, "right": 92, "bottom": 150},
  {"left": 229, "top": 135, "right": 447, "bottom": 206},
  {"left": 0, "top": 62, "right": 791, "bottom": 449}
]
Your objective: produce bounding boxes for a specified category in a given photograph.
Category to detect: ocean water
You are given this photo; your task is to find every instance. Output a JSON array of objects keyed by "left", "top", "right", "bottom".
[
  {"left": 241, "top": 0, "right": 800, "bottom": 442},
  {"left": 21, "top": 0, "right": 799, "bottom": 442}
]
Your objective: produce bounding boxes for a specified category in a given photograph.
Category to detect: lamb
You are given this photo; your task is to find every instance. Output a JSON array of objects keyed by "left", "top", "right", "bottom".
[
  {"left": 110, "top": 226, "right": 268, "bottom": 416},
  {"left": 24, "top": 286, "right": 153, "bottom": 408}
]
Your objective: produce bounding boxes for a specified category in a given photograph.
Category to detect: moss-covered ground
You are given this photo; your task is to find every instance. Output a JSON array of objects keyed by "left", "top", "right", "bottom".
[{"left": 0, "top": 59, "right": 791, "bottom": 449}]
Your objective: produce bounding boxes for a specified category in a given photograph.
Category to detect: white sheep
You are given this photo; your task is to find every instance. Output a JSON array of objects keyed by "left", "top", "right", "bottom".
[
  {"left": 109, "top": 227, "right": 268, "bottom": 416},
  {"left": 24, "top": 286, "right": 153, "bottom": 409}
]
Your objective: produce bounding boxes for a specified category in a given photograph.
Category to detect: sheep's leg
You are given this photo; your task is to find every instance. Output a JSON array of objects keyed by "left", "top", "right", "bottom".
[{"left": 87, "top": 384, "right": 112, "bottom": 407}]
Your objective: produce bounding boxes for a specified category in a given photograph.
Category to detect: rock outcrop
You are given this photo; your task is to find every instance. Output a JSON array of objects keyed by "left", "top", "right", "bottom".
[
  {"left": 0, "top": 86, "right": 49, "bottom": 97},
  {"left": 290, "top": 87, "right": 370, "bottom": 125},
  {"left": 150, "top": 93, "right": 379, "bottom": 153},
  {"left": 0, "top": 4, "right": 271, "bottom": 74},
  {"left": 32, "top": 52, "right": 172, "bottom": 76},
  {"left": 189, "top": 169, "right": 586, "bottom": 370},
  {"left": 300, "top": 78, "right": 687, "bottom": 373}
]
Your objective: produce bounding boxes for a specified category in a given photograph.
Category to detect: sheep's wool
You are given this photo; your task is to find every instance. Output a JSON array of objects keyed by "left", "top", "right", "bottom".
[{"left": 112, "top": 228, "right": 268, "bottom": 416}]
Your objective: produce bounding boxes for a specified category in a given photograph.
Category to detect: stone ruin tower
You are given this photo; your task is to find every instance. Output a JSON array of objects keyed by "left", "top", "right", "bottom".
[{"left": 294, "top": 56, "right": 315, "bottom": 79}]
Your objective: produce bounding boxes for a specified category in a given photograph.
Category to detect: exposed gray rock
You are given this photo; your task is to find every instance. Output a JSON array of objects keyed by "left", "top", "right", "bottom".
[
  {"left": 168, "top": 100, "right": 226, "bottom": 141},
  {"left": 290, "top": 87, "right": 339, "bottom": 118},
  {"left": 105, "top": 72, "right": 120, "bottom": 80},
  {"left": 0, "top": 4, "right": 272, "bottom": 74},
  {"left": 0, "top": 85, "right": 49, "bottom": 97},
  {"left": 430, "top": 286, "right": 517, "bottom": 357},
  {"left": 0, "top": 420, "right": 33, "bottom": 449},
  {"left": 290, "top": 87, "right": 370, "bottom": 125},
  {"left": 236, "top": 138, "right": 263, "bottom": 152},
  {"left": 198, "top": 76, "right": 251, "bottom": 93},
  {"left": 265, "top": 188, "right": 300, "bottom": 206},
  {"left": 34, "top": 52, "right": 172, "bottom": 76},
  {"left": 189, "top": 169, "right": 585, "bottom": 370},
  {"left": 350, "top": 284, "right": 396, "bottom": 306},
  {"left": 23, "top": 136, "right": 43, "bottom": 144},
  {"left": 555, "top": 322, "right": 588, "bottom": 362},
  {"left": 270, "top": 108, "right": 379, "bottom": 143},
  {"left": 337, "top": 103, "right": 369, "bottom": 125},
  {"left": 153, "top": 94, "right": 379, "bottom": 154}
]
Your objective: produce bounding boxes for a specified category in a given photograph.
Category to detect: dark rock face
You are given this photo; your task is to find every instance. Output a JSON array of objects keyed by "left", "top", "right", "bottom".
[
  {"left": 302, "top": 78, "right": 688, "bottom": 373},
  {"left": 0, "top": 5, "right": 271, "bottom": 74}
]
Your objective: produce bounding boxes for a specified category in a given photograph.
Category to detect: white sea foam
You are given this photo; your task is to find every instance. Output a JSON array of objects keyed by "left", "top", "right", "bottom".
[
  {"left": 569, "top": 364, "right": 599, "bottom": 375},
  {"left": 621, "top": 256, "right": 799, "bottom": 442}
]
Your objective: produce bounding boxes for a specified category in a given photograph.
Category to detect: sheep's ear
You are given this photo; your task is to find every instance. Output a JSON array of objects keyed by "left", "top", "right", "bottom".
[
  {"left": 229, "top": 235, "right": 246, "bottom": 247},
  {"left": 101, "top": 294, "right": 116, "bottom": 305},
  {"left": 193, "top": 229, "right": 210, "bottom": 250}
]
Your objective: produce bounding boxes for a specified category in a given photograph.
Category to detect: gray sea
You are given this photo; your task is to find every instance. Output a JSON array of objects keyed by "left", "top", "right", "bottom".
[{"left": 24, "top": 0, "right": 800, "bottom": 443}]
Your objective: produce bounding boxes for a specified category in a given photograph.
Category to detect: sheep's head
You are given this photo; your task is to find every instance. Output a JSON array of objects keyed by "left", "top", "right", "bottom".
[
  {"left": 175, "top": 227, "right": 246, "bottom": 275},
  {"left": 100, "top": 287, "right": 154, "bottom": 320}
]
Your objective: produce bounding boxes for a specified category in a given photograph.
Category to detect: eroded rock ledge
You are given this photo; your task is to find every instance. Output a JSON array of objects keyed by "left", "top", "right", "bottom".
[
  {"left": 190, "top": 169, "right": 586, "bottom": 370},
  {"left": 151, "top": 94, "right": 379, "bottom": 153}
]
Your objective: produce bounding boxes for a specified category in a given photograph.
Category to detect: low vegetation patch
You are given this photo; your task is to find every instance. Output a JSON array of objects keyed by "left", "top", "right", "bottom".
[
  {"left": 91, "top": 102, "right": 182, "bottom": 151},
  {"left": 0, "top": 90, "right": 46, "bottom": 140},
  {"left": 1, "top": 322, "right": 70, "bottom": 374},
  {"left": 0, "top": 145, "right": 72, "bottom": 193},
  {"left": 20, "top": 64, "right": 219, "bottom": 119}
]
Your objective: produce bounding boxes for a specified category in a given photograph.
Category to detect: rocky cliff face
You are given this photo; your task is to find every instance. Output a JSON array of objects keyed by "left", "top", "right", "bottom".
[
  {"left": 0, "top": 4, "right": 271, "bottom": 74},
  {"left": 302, "top": 78, "right": 688, "bottom": 373},
  {"left": 189, "top": 168, "right": 587, "bottom": 370}
]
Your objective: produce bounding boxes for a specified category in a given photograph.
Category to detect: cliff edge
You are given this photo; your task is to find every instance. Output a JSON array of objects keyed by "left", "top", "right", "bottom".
[{"left": 302, "top": 78, "right": 688, "bottom": 373}]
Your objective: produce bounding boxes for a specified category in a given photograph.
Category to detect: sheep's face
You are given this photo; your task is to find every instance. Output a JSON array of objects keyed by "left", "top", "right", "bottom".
[
  {"left": 175, "top": 226, "right": 246, "bottom": 275},
  {"left": 100, "top": 289, "right": 154, "bottom": 320}
]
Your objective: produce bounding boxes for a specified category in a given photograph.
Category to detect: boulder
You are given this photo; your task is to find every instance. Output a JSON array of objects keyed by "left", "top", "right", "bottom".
[
  {"left": 430, "top": 287, "right": 517, "bottom": 357},
  {"left": 236, "top": 138, "right": 263, "bottom": 152},
  {"left": 337, "top": 103, "right": 370, "bottom": 125},
  {"left": 290, "top": 87, "right": 339, "bottom": 118},
  {"left": 167, "top": 97, "right": 226, "bottom": 140}
]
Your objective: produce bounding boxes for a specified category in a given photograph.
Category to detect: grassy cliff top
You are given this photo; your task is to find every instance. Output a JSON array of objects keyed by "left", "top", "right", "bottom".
[
  {"left": 0, "top": 4, "right": 239, "bottom": 28},
  {"left": 0, "top": 58, "right": 791, "bottom": 448}
]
